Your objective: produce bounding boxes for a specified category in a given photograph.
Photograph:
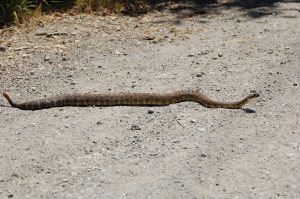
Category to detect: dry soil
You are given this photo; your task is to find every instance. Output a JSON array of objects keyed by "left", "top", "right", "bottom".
[{"left": 0, "top": 1, "right": 299, "bottom": 198}]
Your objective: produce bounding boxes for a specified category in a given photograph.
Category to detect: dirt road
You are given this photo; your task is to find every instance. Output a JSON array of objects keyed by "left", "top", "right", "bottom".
[{"left": 0, "top": 1, "right": 299, "bottom": 198}]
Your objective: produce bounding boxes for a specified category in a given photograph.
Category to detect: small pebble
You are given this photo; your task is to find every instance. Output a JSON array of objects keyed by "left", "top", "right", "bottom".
[
  {"left": 200, "top": 153, "right": 207, "bottom": 157},
  {"left": 0, "top": 46, "right": 6, "bottom": 51},
  {"left": 197, "top": 128, "right": 206, "bottom": 132},
  {"left": 293, "top": 83, "right": 297, "bottom": 86},
  {"left": 44, "top": 55, "right": 50, "bottom": 61},
  {"left": 62, "top": 178, "right": 68, "bottom": 182},
  {"left": 148, "top": 109, "right": 154, "bottom": 114},
  {"left": 8, "top": 193, "right": 14, "bottom": 198},
  {"left": 131, "top": 124, "right": 141, "bottom": 130},
  {"left": 196, "top": 72, "right": 204, "bottom": 77},
  {"left": 143, "top": 35, "right": 155, "bottom": 40},
  {"left": 85, "top": 148, "right": 93, "bottom": 154},
  {"left": 198, "top": 19, "right": 209, "bottom": 23},
  {"left": 190, "top": 119, "right": 197, "bottom": 123},
  {"left": 280, "top": 60, "right": 286, "bottom": 64},
  {"left": 14, "top": 46, "right": 28, "bottom": 51}
]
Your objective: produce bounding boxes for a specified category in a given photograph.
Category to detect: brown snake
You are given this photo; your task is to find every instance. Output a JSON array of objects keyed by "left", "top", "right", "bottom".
[{"left": 2, "top": 91, "right": 259, "bottom": 111}]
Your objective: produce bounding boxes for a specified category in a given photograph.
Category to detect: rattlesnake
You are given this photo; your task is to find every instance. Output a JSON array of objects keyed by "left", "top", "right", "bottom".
[{"left": 2, "top": 91, "right": 259, "bottom": 111}]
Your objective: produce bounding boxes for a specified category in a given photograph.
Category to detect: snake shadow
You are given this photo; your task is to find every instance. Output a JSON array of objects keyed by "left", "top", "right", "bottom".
[
  {"left": 242, "top": 108, "right": 256, "bottom": 113},
  {"left": 1, "top": 102, "right": 257, "bottom": 113}
]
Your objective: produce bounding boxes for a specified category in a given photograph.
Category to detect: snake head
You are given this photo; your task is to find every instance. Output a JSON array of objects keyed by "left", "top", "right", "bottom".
[{"left": 249, "top": 93, "right": 260, "bottom": 99}]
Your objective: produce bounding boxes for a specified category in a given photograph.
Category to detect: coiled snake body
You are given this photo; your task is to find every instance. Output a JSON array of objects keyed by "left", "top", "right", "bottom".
[{"left": 3, "top": 91, "right": 259, "bottom": 111}]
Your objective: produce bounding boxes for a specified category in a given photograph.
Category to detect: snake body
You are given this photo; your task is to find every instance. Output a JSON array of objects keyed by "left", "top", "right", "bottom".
[{"left": 3, "top": 91, "right": 259, "bottom": 111}]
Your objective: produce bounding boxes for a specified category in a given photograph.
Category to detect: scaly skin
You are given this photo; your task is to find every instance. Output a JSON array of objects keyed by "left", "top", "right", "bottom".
[{"left": 3, "top": 91, "right": 259, "bottom": 111}]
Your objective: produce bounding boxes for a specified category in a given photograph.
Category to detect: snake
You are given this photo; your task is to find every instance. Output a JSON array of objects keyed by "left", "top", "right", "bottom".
[{"left": 2, "top": 91, "right": 259, "bottom": 111}]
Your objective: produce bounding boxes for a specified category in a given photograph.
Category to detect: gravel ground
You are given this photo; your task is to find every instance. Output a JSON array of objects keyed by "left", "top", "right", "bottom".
[{"left": 0, "top": 1, "right": 299, "bottom": 198}]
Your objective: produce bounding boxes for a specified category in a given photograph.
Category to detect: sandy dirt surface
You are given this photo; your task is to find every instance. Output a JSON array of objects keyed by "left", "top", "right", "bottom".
[{"left": 0, "top": 1, "right": 299, "bottom": 198}]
